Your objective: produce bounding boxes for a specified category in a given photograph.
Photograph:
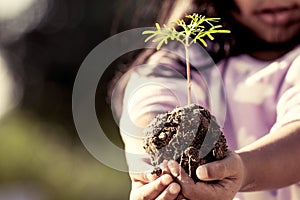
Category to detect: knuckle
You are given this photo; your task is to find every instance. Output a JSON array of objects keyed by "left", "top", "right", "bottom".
[
  {"left": 212, "top": 163, "right": 226, "bottom": 179},
  {"left": 130, "top": 191, "right": 144, "bottom": 200},
  {"left": 139, "top": 191, "right": 147, "bottom": 200},
  {"left": 158, "top": 183, "right": 180, "bottom": 200},
  {"left": 216, "top": 163, "right": 226, "bottom": 173},
  {"left": 181, "top": 186, "right": 193, "bottom": 197},
  {"left": 182, "top": 191, "right": 193, "bottom": 199},
  {"left": 158, "top": 192, "right": 176, "bottom": 200}
]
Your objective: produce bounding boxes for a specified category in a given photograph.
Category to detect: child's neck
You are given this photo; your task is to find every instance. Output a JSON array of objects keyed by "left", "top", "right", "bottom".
[
  {"left": 244, "top": 38, "right": 299, "bottom": 61},
  {"left": 233, "top": 26, "right": 300, "bottom": 61},
  {"left": 249, "top": 49, "right": 291, "bottom": 61}
]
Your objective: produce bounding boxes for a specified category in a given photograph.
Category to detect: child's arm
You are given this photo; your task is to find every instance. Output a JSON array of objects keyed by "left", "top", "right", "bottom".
[
  {"left": 167, "top": 121, "right": 300, "bottom": 199},
  {"left": 237, "top": 120, "right": 300, "bottom": 191}
]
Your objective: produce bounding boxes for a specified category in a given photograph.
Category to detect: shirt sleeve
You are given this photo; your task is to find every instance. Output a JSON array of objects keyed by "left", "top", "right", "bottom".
[{"left": 271, "top": 58, "right": 300, "bottom": 132}]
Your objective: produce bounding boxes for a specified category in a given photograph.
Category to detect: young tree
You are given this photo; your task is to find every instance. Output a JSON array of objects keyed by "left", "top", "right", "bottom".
[{"left": 143, "top": 13, "right": 230, "bottom": 105}]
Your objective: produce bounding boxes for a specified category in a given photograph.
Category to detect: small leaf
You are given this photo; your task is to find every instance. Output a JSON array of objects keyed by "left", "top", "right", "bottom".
[
  {"left": 207, "top": 33, "right": 214, "bottom": 40},
  {"left": 156, "top": 40, "right": 166, "bottom": 50},
  {"left": 217, "top": 30, "right": 231, "bottom": 33},
  {"left": 205, "top": 17, "right": 221, "bottom": 22},
  {"left": 198, "top": 38, "right": 207, "bottom": 47},
  {"left": 142, "top": 30, "right": 156, "bottom": 35},
  {"left": 142, "top": 13, "right": 230, "bottom": 50},
  {"left": 153, "top": 35, "right": 169, "bottom": 43},
  {"left": 155, "top": 23, "right": 161, "bottom": 30},
  {"left": 144, "top": 34, "right": 158, "bottom": 42},
  {"left": 212, "top": 25, "right": 222, "bottom": 29}
]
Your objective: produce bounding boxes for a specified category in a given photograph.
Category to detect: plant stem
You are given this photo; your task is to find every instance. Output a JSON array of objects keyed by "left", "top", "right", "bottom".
[
  {"left": 185, "top": 42, "right": 192, "bottom": 105},
  {"left": 185, "top": 45, "right": 191, "bottom": 105}
]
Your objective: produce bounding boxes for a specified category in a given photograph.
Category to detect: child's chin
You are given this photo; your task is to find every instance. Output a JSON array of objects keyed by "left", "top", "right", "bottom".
[{"left": 258, "top": 26, "right": 299, "bottom": 44}]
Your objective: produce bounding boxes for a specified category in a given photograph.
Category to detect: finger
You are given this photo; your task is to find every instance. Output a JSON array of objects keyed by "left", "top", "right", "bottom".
[
  {"left": 130, "top": 171, "right": 159, "bottom": 184},
  {"left": 161, "top": 160, "right": 171, "bottom": 174},
  {"left": 176, "top": 193, "right": 187, "bottom": 200},
  {"left": 133, "top": 174, "right": 173, "bottom": 200},
  {"left": 155, "top": 182, "right": 181, "bottom": 200},
  {"left": 168, "top": 160, "right": 197, "bottom": 198},
  {"left": 167, "top": 160, "right": 180, "bottom": 178},
  {"left": 196, "top": 151, "right": 240, "bottom": 181},
  {"left": 168, "top": 160, "right": 194, "bottom": 184},
  {"left": 196, "top": 161, "right": 228, "bottom": 181}
]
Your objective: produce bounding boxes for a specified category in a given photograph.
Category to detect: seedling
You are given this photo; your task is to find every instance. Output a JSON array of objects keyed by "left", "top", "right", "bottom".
[
  {"left": 143, "top": 13, "right": 230, "bottom": 105},
  {"left": 142, "top": 14, "right": 230, "bottom": 181}
]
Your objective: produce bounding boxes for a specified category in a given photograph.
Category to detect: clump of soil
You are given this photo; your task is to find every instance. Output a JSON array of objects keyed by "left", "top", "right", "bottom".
[{"left": 143, "top": 104, "right": 227, "bottom": 182}]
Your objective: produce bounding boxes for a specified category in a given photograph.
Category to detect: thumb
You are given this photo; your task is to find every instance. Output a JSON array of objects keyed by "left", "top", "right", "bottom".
[
  {"left": 196, "top": 151, "right": 242, "bottom": 181},
  {"left": 196, "top": 161, "right": 228, "bottom": 181}
]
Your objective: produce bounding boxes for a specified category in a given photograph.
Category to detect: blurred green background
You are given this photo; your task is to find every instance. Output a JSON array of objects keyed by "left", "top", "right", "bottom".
[{"left": 0, "top": 0, "right": 161, "bottom": 199}]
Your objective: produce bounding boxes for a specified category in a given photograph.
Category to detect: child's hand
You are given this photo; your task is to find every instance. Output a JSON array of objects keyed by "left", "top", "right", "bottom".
[
  {"left": 168, "top": 151, "right": 244, "bottom": 200},
  {"left": 129, "top": 170, "right": 181, "bottom": 200}
]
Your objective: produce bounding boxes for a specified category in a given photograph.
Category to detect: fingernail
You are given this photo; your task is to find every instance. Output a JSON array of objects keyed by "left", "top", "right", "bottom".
[
  {"left": 161, "top": 174, "right": 173, "bottom": 186},
  {"left": 197, "top": 166, "right": 208, "bottom": 179},
  {"left": 168, "top": 160, "right": 179, "bottom": 177},
  {"left": 161, "top": 160, "right": 168, "bottom": 169},
  {"left": 145, "top": 173, "right": 156, "bottom": 181},
  {"left": 168, "top": 183, "right": 180, "bottom": 194},
  {"left": 162, "top": 160, "right": 168, "bottom": 165}
]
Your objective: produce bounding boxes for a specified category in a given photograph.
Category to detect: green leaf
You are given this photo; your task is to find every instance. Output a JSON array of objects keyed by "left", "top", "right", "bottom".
[
  {"left": 216, "top": 30, "right": 231, "bottom": 33},
  {"left": 155, "top": 23, "right": 161, "bottom": 30},
  {"left": 205, "top": 17, "right": 221, "bottom": 22},
  {"left": 198, "top": 38, "right": 207, "bottom": 47},
  {"left": 142, "top": 30, "right": 156, "bottom": 35},
  {"left": 143, "top": 13, "right": 230, "bottom": 50},
  {"left": 156, "top": 39, "right": 166, "bottom": 50},
  {"left": 207, "top": 33, "right": 214, "bottom": 40},
  {"left": 152, "top": 35, "right": 169, "bottom": 43},
  {"left": 144, "top": 34, "right": 158, "bottom": 43}
]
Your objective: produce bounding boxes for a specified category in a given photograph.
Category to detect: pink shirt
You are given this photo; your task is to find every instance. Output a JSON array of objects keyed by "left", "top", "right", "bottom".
[{"left": 120, "top": 43, "right": 300, "bottom": 199}]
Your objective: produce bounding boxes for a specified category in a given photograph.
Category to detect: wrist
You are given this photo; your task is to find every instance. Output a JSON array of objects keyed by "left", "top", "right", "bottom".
[{"left": 236, "top": 150, "right": 254, "bottom": 192}]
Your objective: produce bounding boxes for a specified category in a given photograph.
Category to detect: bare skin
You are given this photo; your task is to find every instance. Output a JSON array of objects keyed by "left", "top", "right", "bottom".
[
  {"left": 237, "top": 121, "right": 300, "bottom": 191},
  {"left": 129, "top": 172, "right": 181, "bottom": 200},
  {"left": 124, "top": 121, "right": 300, "bottom": 199},
  {"left": 123, "top": 0, "right": 300, "bottom": 199},
  {"left": 232, "top": 0, "right": 300, "bottom": 60},
  {"left": 166, "top": 121, "right": 300, "bottom": 199}
]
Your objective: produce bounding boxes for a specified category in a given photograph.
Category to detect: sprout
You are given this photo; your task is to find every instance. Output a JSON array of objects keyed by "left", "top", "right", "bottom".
[{"left": 143, "top": 13, "right": 230, "bottom": 105}]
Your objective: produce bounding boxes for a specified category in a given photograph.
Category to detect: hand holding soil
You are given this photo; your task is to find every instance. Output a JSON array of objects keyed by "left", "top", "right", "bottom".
[{"left": 143, "top": 104, "right": 227, "bottom": 182}]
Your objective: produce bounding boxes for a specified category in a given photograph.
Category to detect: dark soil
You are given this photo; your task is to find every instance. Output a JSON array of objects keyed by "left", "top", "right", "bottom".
[{"left": 143, "top": 104, "right": 227, "bottom": 182}]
